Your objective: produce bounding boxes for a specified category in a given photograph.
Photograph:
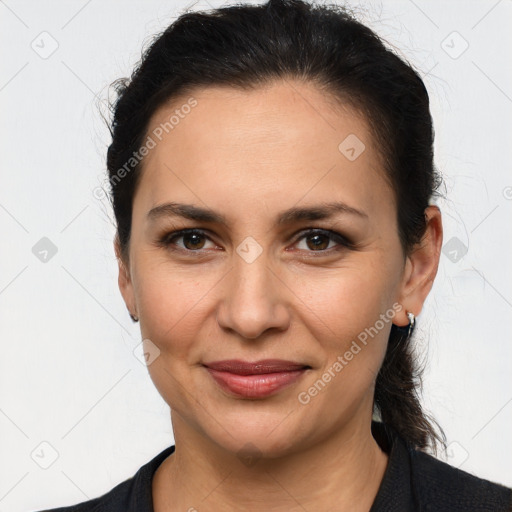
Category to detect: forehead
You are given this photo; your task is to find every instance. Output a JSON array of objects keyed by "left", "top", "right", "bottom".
[{"left": 134, "top": 80, "right": 394, "bottom": 224}]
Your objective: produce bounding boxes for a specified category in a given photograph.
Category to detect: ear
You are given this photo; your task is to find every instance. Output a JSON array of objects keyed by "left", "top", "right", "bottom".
[
  {"left": 114, "top": 235, "right": 137, "bottom": 320},
  {"left": 395, "top": 205, "right": 443, "bottom": 326}
]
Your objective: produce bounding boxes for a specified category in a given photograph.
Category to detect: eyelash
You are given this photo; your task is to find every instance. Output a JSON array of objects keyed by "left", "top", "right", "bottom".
[{"left": 157, "top": 228, "right": 354, "bottom": 256}]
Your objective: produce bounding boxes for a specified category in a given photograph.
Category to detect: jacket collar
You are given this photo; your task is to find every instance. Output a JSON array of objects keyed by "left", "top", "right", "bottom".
[{"left": 125, "top": 423, "right": 416, "bottom": 511}]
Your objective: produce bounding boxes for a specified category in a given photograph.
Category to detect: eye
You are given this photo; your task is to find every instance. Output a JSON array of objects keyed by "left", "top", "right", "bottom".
[
  {"left": 159, "top": 229, "right": 217, "bottom": 252},
  {"left": 159, "top": 227, "right": 353, "bottom": 255},
  {"left": 291, "top": 228, "right": 353, "bottom": 254}
]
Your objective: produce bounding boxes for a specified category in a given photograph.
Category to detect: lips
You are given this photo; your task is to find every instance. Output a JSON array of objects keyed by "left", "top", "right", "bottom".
[
  {"left": 203, "top": 359, "right": 311, "bottom": 398},
  {"left": 204, "top": 359, "right": 309, "bottom": 375}
]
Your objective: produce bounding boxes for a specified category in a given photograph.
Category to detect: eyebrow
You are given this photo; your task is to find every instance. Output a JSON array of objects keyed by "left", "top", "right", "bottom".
[{"left": 147, "top": 201, "right": 368, "bottom": 226}]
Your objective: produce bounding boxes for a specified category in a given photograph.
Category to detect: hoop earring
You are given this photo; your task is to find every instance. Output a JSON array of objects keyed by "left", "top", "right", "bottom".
[
  {"left": 130, "top": 313, "right": 139, "bottom": 323},
  {"left": 406, "top": 311, "right": 415, "bottom": 338},
  {"left": 394, "top": 310, "right": 415, "bottom": 339}
]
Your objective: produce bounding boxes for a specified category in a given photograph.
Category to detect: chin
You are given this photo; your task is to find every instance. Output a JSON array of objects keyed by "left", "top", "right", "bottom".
[{"left": 199, "top": 409, "right": 310, "bottom": 460}]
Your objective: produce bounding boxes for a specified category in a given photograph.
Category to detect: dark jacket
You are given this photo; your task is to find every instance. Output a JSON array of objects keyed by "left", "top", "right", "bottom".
[{"left": 38, "top": 422, "right": 512, "bottom": 511}]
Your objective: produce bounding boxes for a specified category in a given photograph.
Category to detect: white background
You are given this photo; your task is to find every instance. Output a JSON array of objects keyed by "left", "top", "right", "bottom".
[{"left": 1, "top": 0, "right": 511, "bottom": 510}]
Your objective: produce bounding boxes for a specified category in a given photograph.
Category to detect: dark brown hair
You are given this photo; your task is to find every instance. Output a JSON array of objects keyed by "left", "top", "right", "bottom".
[{"left": 105, "top": 0, "right": 445, "bottom": 452}]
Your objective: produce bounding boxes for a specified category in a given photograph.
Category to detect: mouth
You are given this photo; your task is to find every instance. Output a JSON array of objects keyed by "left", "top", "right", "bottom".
[{"left": 202, "top": 359, "right": 312, "bottom": 399}]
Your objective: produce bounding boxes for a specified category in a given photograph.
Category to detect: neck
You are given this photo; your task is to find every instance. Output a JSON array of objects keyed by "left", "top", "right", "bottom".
[{"left": 153, "top": 412, "right": 388, "bottom": 512}]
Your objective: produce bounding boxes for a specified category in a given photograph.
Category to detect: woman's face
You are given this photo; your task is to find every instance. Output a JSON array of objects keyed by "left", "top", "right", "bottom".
[{"left": 118, "top": 79, "right": 429, "bottom": 457}]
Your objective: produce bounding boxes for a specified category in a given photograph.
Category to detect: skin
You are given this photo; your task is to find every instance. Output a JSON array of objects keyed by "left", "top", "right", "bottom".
[{"left": 115, "top": 79, "right": 443, "bottom": 511}]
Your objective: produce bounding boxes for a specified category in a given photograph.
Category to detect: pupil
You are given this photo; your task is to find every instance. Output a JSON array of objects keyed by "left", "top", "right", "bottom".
[
  {"left": 185, "top": 233, "right": 204, "bottom": 249},
  {"left": 308, "top": 234, "right": 328, "bottom": 250}
]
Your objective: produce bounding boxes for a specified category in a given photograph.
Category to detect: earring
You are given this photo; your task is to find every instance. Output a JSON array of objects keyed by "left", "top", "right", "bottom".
[
  {"left": 406, "top": 311, "right": 415, "bottom": 338},
  {"left": 394, "top": 310, "right": 415, "bottom": 339},
  {"left": 130, "top": 313, "right": 139, "bottom": 323}
]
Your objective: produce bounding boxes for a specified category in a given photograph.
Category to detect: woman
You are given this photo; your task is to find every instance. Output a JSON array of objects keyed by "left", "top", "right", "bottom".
[{"left": 41, "top": 0, "right": 511, "bottom": 510}]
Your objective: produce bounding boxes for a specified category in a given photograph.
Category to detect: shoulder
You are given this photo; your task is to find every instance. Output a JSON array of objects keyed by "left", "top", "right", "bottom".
[
  {"left": 36, "top": 445, "right": 175, "bottom": 512},
  {"left": 36, "top": 478, "right": 133, "bottom": 512},
  {"left": 409, "top": 447, "right": 512, "bottom": 512},
  {"left": 371, "top": 421, "right": 512, "bottom": 512}
]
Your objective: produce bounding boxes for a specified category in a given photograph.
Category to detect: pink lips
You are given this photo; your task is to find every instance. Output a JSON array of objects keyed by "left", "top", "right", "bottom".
[{"left": 203, "top": 359, "right": 310, "bottom": 398}]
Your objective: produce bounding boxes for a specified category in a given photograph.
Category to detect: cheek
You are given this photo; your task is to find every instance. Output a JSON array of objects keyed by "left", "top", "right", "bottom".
[
  {"left": 295, "top": 286, "right": 391, "bottom": 423},
  {"left": 133, "top": 264, "right": 217, "bottom": 412},
  {"left": 292, "top": 264, "right": 394, "bottom": 402},
  {"left": 293, "top": 259, "right": 394, "bottom": 341},
  {"left": 132, "top": 251, "right": 396, "bottom": 426},
  {"left": 133, "top": 259, "right": 221, "bottom": 356},
  {"left": 134, "top": 247, "right": 397, "bottom": 354}
]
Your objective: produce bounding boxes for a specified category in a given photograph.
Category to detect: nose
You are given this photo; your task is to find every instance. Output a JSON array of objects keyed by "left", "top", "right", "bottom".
[{"left": 215, "top": 255, "right": 291, "bottom": 340}]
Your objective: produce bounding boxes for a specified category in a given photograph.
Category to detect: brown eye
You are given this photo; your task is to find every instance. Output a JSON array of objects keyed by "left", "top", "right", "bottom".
[
  {"left": 303, "top": 233, "right": 331, "bottom": 251},
  {"left": 293, "top": 229, "right": 351, "bottom": 253},
  {"left": 161, "top": 229, "right": 215, "bottom": 252},
  {"left": 159, "top": 228, "right": 352, "bottom": 255},
  {"left": 181, "top": 232, "right": 206, "bottom": 250}
]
